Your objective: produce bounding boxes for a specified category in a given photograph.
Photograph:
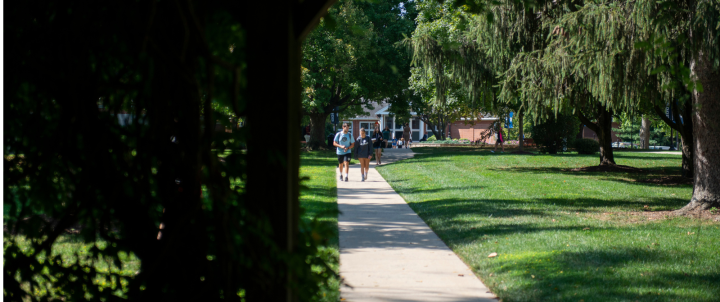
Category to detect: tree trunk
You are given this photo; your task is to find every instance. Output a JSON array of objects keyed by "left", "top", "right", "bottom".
[
  {"left": 640, "top": 115, "right": 650, "bottom": 149},
  {"left": 578, "top": 104, "right": 616, "bottom": 165},
  {"left": 678, "top": 52, "right": 720, "bottom": 213},
  {"left": 596, "top": 106, "right": 615, "bottom": 165},
  {"left": 517, "top": 111, "right": 525, "bottom": 152},
  {"left": 654, "top": 100, "right": 695, "bottom": 178},
  {"left": 308, "top": 113, "right": 329, "bottom": 149}
]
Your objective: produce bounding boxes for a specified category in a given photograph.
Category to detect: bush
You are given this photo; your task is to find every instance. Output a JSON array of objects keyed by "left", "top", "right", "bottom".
[
  {"left": 427, "top": 135, "right": 437, "bottom": 141},
  {"left": 528, "top": 113, "right": 580, "bottom": 154},
  {"left": 574, "top": 138, "right": 600, "bottom": 154}
]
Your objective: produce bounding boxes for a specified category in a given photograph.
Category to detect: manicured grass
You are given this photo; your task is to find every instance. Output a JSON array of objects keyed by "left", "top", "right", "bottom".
[
  {"left": 300, "top": 150, "right": 340, "bottom": 302},
  {"left": 377, "top": 148, "right": 720, "bottom": 302}
]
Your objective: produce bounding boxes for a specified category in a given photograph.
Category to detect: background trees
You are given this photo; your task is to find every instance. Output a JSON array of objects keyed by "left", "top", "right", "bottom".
[
  {"left": 409, "top": 0, "right": 719, "bottom": 211},
  {"left": 301, "top": 0, "right": 418, "bottom": 148}
]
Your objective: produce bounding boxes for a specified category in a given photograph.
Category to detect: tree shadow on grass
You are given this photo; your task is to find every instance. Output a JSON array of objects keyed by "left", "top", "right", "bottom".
[{"left": 489, "top": 247, "right": 720, "bottom": 302}]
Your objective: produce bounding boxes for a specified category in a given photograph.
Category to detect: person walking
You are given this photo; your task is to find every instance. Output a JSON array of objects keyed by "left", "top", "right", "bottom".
[
  {"left": 397, "top": 138, "right": 404, "bottom": 148},
  {"left": 372, "top": 127, "right": 384, "bottom": 165},
  {"left": 403, "top": 123, "right": 411, "bottom": 149},
  {"left": 354, "top": 128, "right": 374, "bottom": 181},
  {"left": 492, "top": 123, "right": 505, "bottom": 153},
  {"left": 334, "top": 123, "right": 355, "bottom": 181},
  {"left": 382, "top": 126, "right": 391, "bottom": 149}
]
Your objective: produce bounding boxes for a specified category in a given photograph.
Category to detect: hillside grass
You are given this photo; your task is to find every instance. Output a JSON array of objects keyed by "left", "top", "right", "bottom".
[{"left": 377, "top": 148, "right": 720, "bottom": 302}]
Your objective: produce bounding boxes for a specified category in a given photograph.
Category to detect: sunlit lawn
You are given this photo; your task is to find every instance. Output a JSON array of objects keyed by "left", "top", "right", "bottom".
[
  {"left": 300, "top": 150, "right": 340, "bottom": 302},
  {"left": 377, "top": 148, "right": 720, "bottom": 302}
]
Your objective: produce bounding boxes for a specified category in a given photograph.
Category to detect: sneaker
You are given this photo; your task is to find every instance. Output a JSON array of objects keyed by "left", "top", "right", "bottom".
[
  {"left": 340, "top": 174, "right": 343, "bottom": 181},
  {"left": 490, "top": 150, "right": 495, "bottom": 153},
  {"left": 344, "top": 176, "right": 348, "bottom": 182},
  {"left": 361, "top": 174, "right": 365, "bottom": 182}
]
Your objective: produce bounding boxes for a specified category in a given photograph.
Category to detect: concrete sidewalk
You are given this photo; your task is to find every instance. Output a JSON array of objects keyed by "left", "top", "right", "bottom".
[{"left": 338, "top": 148, "right": 495, "bottom": 301}]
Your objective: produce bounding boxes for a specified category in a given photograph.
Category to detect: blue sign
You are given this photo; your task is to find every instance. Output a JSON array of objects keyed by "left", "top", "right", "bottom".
[
  {"left": 330, "top": 106, "right": 339, "bottom": 125},
  {"left": 505, "top": 112, "right": 514, "bottom": 128}
]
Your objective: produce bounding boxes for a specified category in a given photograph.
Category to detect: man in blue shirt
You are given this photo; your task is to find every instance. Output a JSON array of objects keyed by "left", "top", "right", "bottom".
[{"left": 333, "top": 122, "right": 355, "bottom": 182}]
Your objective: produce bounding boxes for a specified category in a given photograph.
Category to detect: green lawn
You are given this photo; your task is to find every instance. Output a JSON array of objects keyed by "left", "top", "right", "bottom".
[
  {"left": 300, "top": 150, "right": 340, "bottom": 302},
  {"left": 377, "top": 148, "right": 720, "bottom": 302}
]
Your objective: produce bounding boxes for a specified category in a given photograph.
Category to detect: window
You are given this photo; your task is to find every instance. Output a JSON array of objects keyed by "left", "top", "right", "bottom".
[
  {"left": 360, "top": 122, "right": 375, "bottom": 132},
  {"left": 412, "top": 119, "right": 420, "bottom": 129},
  {"left": 395, "top": 119, "right": 403, "bottom": 130},
  {"left": 384, "top": 116, "right": 393, "bottom": 130}
]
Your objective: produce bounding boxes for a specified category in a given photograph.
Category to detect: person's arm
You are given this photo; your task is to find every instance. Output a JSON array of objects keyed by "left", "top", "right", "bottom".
[
  {"left": 333, "top": 134, "right": 342, "bottom": 148},
  {"left": 369, "top": 138, "right": 374, "bottom": 156}
]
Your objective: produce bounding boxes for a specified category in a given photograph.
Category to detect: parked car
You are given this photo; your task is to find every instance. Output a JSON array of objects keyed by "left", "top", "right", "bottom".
[{"left": 611, "top": 142, "right": 633, "bottom": 148}]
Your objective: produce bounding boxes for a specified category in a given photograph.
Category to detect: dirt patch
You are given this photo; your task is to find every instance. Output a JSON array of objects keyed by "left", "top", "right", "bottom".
[
  {"left": 620, "top": 208, "right": 720, "bottom": 223},
  {"left": 634, "top": 176, "right": 693, "bottom": 186},
  {"left": 584, "top": 207, "right": 720, "bottom": 224},
  {"left": 568, "top": 164, "right": 645, "bottom": 173}
]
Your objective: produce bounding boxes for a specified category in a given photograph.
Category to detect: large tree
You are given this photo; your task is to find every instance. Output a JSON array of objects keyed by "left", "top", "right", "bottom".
[
  {"left": 438, "top": 0, "right": 719, "bottom": 210},
  {"left": 301, "top": 0, "right": 418, "bottom": 148},
  {"left": 4, "top": 1, "right": 338, "bottom": 301}
]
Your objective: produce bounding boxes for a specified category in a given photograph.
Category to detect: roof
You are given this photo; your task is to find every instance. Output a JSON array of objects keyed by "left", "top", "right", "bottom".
[{"left": 347, "top": 101, "right": 388, "bottom": 120}]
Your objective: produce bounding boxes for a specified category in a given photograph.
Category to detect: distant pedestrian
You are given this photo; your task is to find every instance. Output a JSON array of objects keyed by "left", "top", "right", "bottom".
[
  {"left": 382, "top": 126, "right": 391, "bottom": 149},
  {"left": 392, "top": 138, "right": 397, "bottom": 149},
  {"left": 403, "top": 123, "right": 411, "bottom": 148},
  {"left": 334, "top": 123, "right": 355, "bottom": 181},
  {"left": 354, "top": 128, "right": 374, "bottom": 181},
  {"left": 373, "top": 127, "right": 383, "bottom": 165},
  {"left": 492, "top": 123, "right": 505, "bottom": 153},
  {"left": 398, "top": 138, "right": 404, "bottom": 148}
]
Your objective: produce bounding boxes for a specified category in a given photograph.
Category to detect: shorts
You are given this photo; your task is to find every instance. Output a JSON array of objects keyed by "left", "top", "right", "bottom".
[
  {"left": 373, "top": 141, "right": 382, "bottom": 148},
  {"left": 337, "top": 153, "right": 351, "bottom": 164}
]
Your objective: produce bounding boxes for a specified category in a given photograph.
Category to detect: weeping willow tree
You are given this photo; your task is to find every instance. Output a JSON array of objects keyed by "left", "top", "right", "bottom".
[
  {"left": 407, "top": 1, "right": 523, "bottom": 145},
  {"left": 420, "top": 0, "right": 719, "bottom": 211},
  {"left": 512, "top": 0, "right": 720, "bottom": 210}
]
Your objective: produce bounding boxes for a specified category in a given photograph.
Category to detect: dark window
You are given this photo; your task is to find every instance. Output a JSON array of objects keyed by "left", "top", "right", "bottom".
[{"left": 412, "top": 119, "right": 420, "bottom": 129}]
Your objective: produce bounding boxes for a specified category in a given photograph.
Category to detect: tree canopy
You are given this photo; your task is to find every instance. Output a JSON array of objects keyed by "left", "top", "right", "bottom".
[{"left": 301, "top": 0, "right": 418, "bottom": 148}]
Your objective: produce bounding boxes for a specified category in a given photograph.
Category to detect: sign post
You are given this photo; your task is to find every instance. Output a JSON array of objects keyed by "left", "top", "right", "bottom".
[{"left": 330, "top": 106, "right": 339, "bottom": 133}]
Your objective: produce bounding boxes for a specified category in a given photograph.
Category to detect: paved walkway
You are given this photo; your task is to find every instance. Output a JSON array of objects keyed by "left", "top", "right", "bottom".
[{"left": 338, "top": 148, "right": 496, "bottom": 301}]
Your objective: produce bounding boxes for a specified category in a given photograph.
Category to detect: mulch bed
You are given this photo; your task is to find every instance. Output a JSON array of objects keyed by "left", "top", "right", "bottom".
[{"left": 568, "top": 164, "right": 645, "bottom": 173}]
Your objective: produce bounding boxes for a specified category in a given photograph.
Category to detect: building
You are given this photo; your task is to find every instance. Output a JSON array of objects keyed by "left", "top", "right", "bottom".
[{"left": 343, "top": 101, "right": 500, "bottom": 143}]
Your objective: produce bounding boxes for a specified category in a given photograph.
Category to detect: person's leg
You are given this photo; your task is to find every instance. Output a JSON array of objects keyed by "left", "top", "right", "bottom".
[
  {"left": 501, "top": 141, "right": 505, "bottom": 152},
  {"left": 343, "top": 156, "right": 350, "bottom": 177},
  {"left": 338, "top": 157, "right": 344, "bottom": 179},
  {"left": 358, "top": 158, "right": 367, "bottom": 179}
]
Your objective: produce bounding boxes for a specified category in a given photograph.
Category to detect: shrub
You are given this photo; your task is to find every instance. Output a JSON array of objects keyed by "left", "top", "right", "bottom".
[
  {"left": 528, "top": 113, "right": 580, "bottom": 154},
  {"left": 427, "top": 135, "right": 437, "bottom": 141},
  {"left": 575, "top": 138, "right": 600, "bottom": 154}
]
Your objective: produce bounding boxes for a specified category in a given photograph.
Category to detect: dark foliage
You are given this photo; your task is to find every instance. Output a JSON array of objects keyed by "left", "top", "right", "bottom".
[
  {"left": 529, "top": 114, "right": 580, "bottom": 154},
  {"left": 574, "top": 138, "right": 600, "bottom": 154},
  {"left": 4, "top": 1, "right": 333, "bottom": 301}
]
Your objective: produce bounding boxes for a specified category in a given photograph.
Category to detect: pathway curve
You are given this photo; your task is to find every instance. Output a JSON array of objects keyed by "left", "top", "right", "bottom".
[{"left": 338, "top": 148, "right": 496, "bottom": 301}]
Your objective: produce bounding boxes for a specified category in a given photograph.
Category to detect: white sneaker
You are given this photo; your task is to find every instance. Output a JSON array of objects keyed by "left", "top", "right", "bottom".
[{"left": 361, "top": 174, "right": 365, "bottom": 182}]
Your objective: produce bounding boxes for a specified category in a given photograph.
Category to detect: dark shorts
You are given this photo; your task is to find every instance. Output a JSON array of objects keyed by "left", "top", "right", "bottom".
[
  {"left": 373, "top": 141, "right": 382, "bottom": 148},
  {"left": 337, "top": 153, "right": 351, "bottom": 164}
]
